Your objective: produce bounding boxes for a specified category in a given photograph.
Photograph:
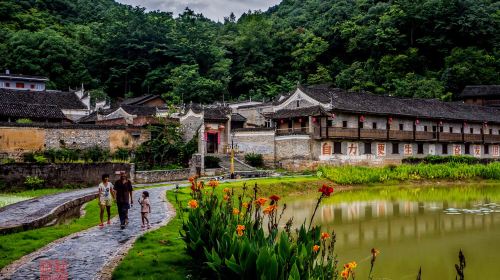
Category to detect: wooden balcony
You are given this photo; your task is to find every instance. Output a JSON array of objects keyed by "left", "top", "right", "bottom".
[
  {"left": 276, "top": 127, "right": 309, "bottom": 136},
  {"left": 316, "top": 127, "right": 358, "bottom": 139},
  {"left": 484, "top": 134, "right": 500, "bottom": 143},
  {"left": 439, "top": 133, "right": 463, "bottom": 142},
  {"left": 464, "top": 134, "right": 483, "bottom": 143},
  {"left": 389, "top": 130, "right": 413, "bottom": 141},
  {"left": 360, "top": 129, "right": 387, "bottom": 140},
  {"left": 415, "top": 131, "right": 436, "bottom": 141}
]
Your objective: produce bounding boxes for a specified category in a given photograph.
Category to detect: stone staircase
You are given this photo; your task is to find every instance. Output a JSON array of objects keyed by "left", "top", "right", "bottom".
[{"left": 208, "top": 153, "right": 255, "bottom": 172}]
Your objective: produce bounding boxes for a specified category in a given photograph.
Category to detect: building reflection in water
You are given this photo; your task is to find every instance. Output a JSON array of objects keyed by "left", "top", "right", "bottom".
[{"left": 284, "top": 199, "right": 500, "bottom": 247}]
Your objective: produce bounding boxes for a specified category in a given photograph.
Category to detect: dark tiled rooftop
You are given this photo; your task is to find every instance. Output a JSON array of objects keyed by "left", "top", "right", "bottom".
[
  {"left": 121, "top": 94, "right": 163, "bottom": 106},
  {"left": 0, "top": 102, "right": 66, "bottom": 120},
  {"left": 0, "top": 88, "right": 87, "bottom": 110},
  {"left": 459, "top": 85, "right": 500, "bottom": 98},
  {"left": 269, "top": 105, "right": 327, "bottom": 119},
  {"left": 231, "top": 113, "right": 247, "bottom": 122}
]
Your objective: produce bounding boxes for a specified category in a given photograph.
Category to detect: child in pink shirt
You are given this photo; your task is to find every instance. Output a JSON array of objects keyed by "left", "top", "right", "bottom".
[{"left": 138, "top": 191, "right": 151, "bottom": 229}]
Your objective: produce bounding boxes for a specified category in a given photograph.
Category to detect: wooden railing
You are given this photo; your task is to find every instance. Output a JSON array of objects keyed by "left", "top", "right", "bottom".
[
  {"left": 439, "top": 133, "right": 463, "bottom": 142},
  {"left": 359, "top": 129, "right": 387, "bottom": 140},
  {"left": 276, "top": 127, "right": 309, "bottom": 135},
  {"left": 389, "top": 130, "right": 414, "bottom": 141},
  {"left": 464, "top": 134, "right": 483, "bottom": 143},
  {"left": 326, "top": 127, "right": 358, "bottom": 139},
  {"left": 484, "top": 134, "right": 500, "bottom": 143},
  {"left": 415, "top": 131, "right": 436, "bottom": 141}
]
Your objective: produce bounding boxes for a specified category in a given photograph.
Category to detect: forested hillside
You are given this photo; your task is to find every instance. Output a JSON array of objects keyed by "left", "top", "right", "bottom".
[{"left": 0, "top": 0, "right": 498, "bottom": 103}]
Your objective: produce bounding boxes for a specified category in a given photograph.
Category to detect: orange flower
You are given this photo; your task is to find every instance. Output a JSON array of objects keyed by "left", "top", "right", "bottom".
[
  {"left": 208, "top": 180, "right": 219, "bottom": 188},
  {"left": 236, "top": 224, "right": 245, "bottom": 236},
  {"left": 188, "top": 176, "right": 196, "bottom": 182},
  {"left": 197, "top": 181, "right": 203, "bottom": 189},
  {"left": 371, "top": 248, "right": 380, "bottom": 257},
  {"left": 263, "top": 205, "right": 277, "bottom": 215},
  {"left": 348, "top": 261, "right": 357, "bottom": 269},
  {"left": 232, "top": 208, "right": 240, "bottom": 215},
  {"left": 341, "top": 269, "right": 349, "bottom": 279},
  {"left": 321, "top": 232, "right": 330, "bottom": 240},
  {"left": 242, "top": 202, "right": 249, "bottom": 209},
  {"left": 223, "top": 194, "right": 229, "bottom": 201},
  {"left": 254, "top": 197, "right": 267, "bottom": 206},
  {"left": 313, "top": 245, "right": 320, "bottom": 252},
  {"left": 223, "top": 187, "right": 231, "bottom": 193},
  {"left": 188, "top": 200, "right": 198, "bottom": 209},
  {"left": 269, "top": 195, "right": 280, "bottom": 201}
]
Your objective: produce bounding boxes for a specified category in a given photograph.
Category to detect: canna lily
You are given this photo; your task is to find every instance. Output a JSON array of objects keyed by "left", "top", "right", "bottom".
[
  {"left": 223, "top": 194, "right": 229, "bottom": 201},
  {"left": 269, "top": 195, "right": 280, "bottom": 202},
  {"left": 254, "top": 197, "right": 267, "bottom": 206},
  {"left": 236, "top": 225, "right": 245, "bottom": 236},
  {"left": 321, "top": 232, "right": 330, "bottom": 240},
  {"left": 232, "top": 208, "right": 240, "bottom": 215},
  {"left": 348, "top": 261, "right": 357, "bottom": 269},
  {"left": 188, "top": 176, "right": 196, "bottom": 182},
  {"left": 208, "top": 180, "right": 218, "bottom": 188},
  {"left": 223, "top": 187, "right": 230, "bottom": 193},
  {"left": 188, "top": 200, "right": 198, "bottom": 209},
  {"left": 341, "top": 269, "right": 349, "bottom": 279},
  {"left": 318, "top": 184, "right": 334, "bottom": 197},
  {"left": 313, "top": 245, "right": 320, "bottom": 252},
  {"left": 263, "top": 205, "right": 277, "bottom": 215}
]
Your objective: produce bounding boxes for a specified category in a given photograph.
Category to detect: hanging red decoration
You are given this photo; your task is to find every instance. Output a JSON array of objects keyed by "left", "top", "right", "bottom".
[
  {"left": 463, "top": 121, "right": 467, "bottom": 127},
  {"left": 360, "top": 115, "right": 366, "bottom": 122},
  {"left": 331, "top": 113, "right": 336, "bottom": 119},
  {"left": 298, "top": 118, "right": 302, "bottom": 123},
  {"left": 415, "top": 119, "right": 420, "bottom": 125},
  {"left": 484, "top": 122, "right": 488, "bottom": 128},
  {"left": 280, "top": 119, "right": 284, "bottom": 124},
  {"left": 312, "top": 117, "right": 317, "bottom": 123},
  {"left": 439, "top": 121, "right": 443, "bottom": 126},
  {"left": 218, "top": 125, "right": 225, "bottom": 130},
  {"left": 388, "top": 117, "right": 393, "bottom": 124}
]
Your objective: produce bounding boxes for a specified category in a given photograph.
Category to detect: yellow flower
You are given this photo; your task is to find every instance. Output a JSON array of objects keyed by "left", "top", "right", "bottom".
[
  {"left": 188, "top": 200, "right": 198, "bottom": 209},
  {"left": 232, "top": 208, "right": 240, "bottom": 215},
  {"left": 312, "top": 245, "right": 320, "bottom": 252},
  {"left": 321, "top": 232, "right": 330, "bottom": 240},
  {"left": 348, "top": 261, "right": 357, "bottom": 269},
  {"left": 242, "top": 202, "right": 249, "bottom": 209}
]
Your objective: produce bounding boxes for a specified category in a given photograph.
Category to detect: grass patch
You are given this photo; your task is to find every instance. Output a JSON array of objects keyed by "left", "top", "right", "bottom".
[
  {"left": 0, "top": 199, "right": 117, "bottom": 269},
  {"left": 0, "top": 189, "right": 70, "bottom": 208},
  {"left": 112, "top": 190, "right": 194, "bottom": 280},
  {"left": 319, "top": 162, "right": 500, "bottom": 185}
]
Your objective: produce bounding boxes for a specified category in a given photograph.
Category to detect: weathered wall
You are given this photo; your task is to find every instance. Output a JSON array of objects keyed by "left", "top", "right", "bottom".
[
  {"left": 234, "top": 128, "right": 275, "bottom": 163},
  {"left": 0, "top": 127, "right": 45, "bottom": 158},
  {"left": 134, "top": 168, "right": 191, "bottom": 184},
  {"left": 180, "top": 113, "right": 203, "bottom": 142},
  {"left": 0, "top": 163, "right": 132, "bottom": 188},
  {"left": 275, "top": 135, "right": 312, "bottom": 161}
]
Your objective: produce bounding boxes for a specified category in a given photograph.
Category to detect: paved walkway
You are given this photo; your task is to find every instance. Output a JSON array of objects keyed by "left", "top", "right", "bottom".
[
  {"left": 0, "top": 188, "right": 98, "bottom": 233},
  {"left": 0, "top": 186, "right": 174, "bottom": 280}
]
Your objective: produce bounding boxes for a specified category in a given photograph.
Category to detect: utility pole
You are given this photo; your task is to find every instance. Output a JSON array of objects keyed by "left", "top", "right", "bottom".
[{"left": 230, "top": 135, "right": 235, "bottom": 179}]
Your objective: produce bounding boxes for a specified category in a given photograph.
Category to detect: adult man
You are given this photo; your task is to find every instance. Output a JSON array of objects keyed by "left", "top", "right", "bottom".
[{"left": 114, "top": 173, "right": 133, "bottom": 229}]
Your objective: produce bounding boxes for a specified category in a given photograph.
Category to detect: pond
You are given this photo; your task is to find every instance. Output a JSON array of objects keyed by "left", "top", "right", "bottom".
[{"left": 283, "top": 183, "right": 500, "bottom": 279}]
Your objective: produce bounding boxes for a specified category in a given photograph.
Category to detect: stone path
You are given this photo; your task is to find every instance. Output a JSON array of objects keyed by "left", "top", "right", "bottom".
[
  {"left": 0, "top": 186, "right": 174, "bottom": 280},
  {"left": 0, "top": 188, "right": 98, "bottom": 233}
]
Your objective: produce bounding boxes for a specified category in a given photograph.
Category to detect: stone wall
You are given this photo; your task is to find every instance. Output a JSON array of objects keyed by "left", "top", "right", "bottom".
[
  {"left": 0, "top": 163, "right": 132, "bottom": 188},
  {"left": 134, "top": 168, "right": 191, "bottom": 184},
  {"left": 234, "top": 128, "right": 275, "bottom": 164},
  {"left": 275, "top": 135, "right": 312, "bottom": 161}
]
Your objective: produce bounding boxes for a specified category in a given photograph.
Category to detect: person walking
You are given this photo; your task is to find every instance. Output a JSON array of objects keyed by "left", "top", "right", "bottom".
[
  {"left": 114, "top": 173, "right": 133, "bottom": 229},
  {"left": 138, "top": 191, "right": 151, "bottom": 230},
  {"left": 97, "top": 174, "right": 114, "bottom": 227}
]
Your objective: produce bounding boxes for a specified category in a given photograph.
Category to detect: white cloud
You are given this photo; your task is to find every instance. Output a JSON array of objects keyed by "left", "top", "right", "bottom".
[{"left": 116, "top": 0, "right": 282, "bottom": 21}]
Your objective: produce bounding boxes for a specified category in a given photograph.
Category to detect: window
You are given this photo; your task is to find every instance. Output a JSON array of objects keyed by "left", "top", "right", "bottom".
[
  {"left": 442, "top": 144, "right": 448, "bottom": 155},
  {"left": 16, "top": 83, "right": 24, "bottom": 88},
  {"left": 485, "top": 144, "right": 489, "bottom": 155},
  {"left": 5, "top": 82, "right": 10, "bottom": 87},
  {"left": 432, "top": 126, "right": 437, "bottom": 132},
  {"left": 470, "top": 128, "right": 474, "bottom": 134},
  {"left": 399, "top": 124, "right": 404, "bottom": 131},
  {"left": 333, "top": 142, "right": 342, "bottom": 154},
  {"left": 364, "top": 142, "right": 372, "bottom": 154},
  {"left": 417, "top": 143, "right": 424, "bottom": 154},
  {"left": 424, "top": 126, "right": 428, "bottom": 132},
  {"left": 372, "top": 122, "right": 377, "bottom": 129},
  {"left": 30, "top": 84, "right": 35, "bottom": 89},
  {"left": 392, "top": 143, "right": 399, "bottom": 154},
  {"left": 342, "top": 121, "right": 348, "bottom": 128},
  {"left": 439, "top": 126, "right": 444, "bottom": 132},
  {"left": 322, "top": 143, "right": 332, "bottom": 155},
  {"left": 449, "top": 127, "right": 453, "bottom": 133},
  {"left": 489, "top": 129, "right": 493, "bottom": 135},
  {"left": 465, "top": 143, "right": 470, "bottom": 154},
  {"left": 301, "top": 121, "right": 307, "bottom": 129},
  {"left": 359, "top": 122, "right": 364, "bottom": 129},
  {"left": 327, "top": 120, "right": 333, "bottom": 127},
  {"left": 296, "top": 100, "right": 300, "bottom": 107}
]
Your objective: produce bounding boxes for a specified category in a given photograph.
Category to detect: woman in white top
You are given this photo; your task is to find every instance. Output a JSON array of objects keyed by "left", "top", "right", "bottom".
[{"left": 98, "top": 174, "right": 115, "bottom": 227}]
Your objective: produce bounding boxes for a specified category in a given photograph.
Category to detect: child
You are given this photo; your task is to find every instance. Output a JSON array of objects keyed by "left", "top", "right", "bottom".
[
  {"left": 138, "top": 191, "right": 151, "bottom": 229},
  {"left": 98, "top": 174, "right": 115, "bottom": 227}
]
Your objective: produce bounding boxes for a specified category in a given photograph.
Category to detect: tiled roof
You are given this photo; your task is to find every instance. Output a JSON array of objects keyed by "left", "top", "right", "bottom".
[
  {"left": 0, "top": 73, "right": 48, "bottom": 81},
  {"left": 269, "top": 105, "right": 328, "bottom": 119},
  {"left": 179, "top": 103, "right": 230, "bottom": 121},
  {"left": 121, "top": 94, "right": 163, "bottom": 106},
  {"left": 231, "top": 113, "right": 247, "bottom": 122},
  {"left": 0, "top": 102, "right": 66, "bottom": 120},
  {"left": 77, "top": 105, "right": 158, "bottom": 123},
  {"left": 0, "top": 89, "right": 87, "bottom": 110},
  {"left": 459, "top": 85, "right": 500, "bottom": 98},
  {"left": 296, "top": 86, "right": 500, "bottom": 123}
]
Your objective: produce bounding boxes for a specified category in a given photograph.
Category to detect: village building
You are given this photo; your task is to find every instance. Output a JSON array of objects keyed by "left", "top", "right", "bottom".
[
  {"left": 120, "top": 94, "right": 166, "bottom": 107},
  {"left": 0, "top": 70, "right": 47, "bottom": 91},
  {"left": 459, "top": 85, "right": 500, "bottom": 107}
]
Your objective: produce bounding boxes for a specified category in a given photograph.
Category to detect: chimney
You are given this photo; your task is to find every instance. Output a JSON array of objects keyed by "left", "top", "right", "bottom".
[{"left": 5, "top": 70, "right": 10, "bottom": 75}]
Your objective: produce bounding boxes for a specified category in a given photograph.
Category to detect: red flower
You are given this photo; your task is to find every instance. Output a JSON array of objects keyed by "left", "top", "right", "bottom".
[
  {"left": 269, "top": 195, "right": 280, "bottom": 202},
  {"left": 318, "top": 184, "right": 334, "bottom": 197}
]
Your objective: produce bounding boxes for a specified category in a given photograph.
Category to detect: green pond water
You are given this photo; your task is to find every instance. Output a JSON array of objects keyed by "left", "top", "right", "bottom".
[{"left": 283, "top": 183, "right": 500, "bottom": 279}]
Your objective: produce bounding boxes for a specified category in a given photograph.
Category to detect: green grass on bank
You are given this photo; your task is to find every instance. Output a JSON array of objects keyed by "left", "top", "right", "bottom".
[
  {"left": 319, "top": 162, "right": 500, "bottom": 185},
  {"left": 0, "top": 189, "right": 71, "bottom": 208},
  {"left": 0, "top": 200, "right": 117, "bottom": 269},
  {"left": 112, "top": 190, "right": 193, "bottom": 280}
]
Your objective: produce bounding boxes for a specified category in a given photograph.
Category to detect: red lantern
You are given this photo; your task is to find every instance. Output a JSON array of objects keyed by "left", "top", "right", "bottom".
[
  {"left": 298, "top": 118, "right": 302, "bottom": 123},
  {"left": 331, "top": 113, "right": 336, "bottom": 119},
  {"left": 415, "top": 119, "right": 420, "bottom": 125},
  {"left": 484, "top": 122, "right": 488, "bottom": 128},
  {"left": 463, "top": 121, "right": 467, "bottom": 127},
  {"left": 218, "top": 125, "right": 225, "bottom": 130},
  {"left": 360, "top": 115, "right": 365, "bottom": 122},
  {"left": 388, "top": 117, "right": 393, "bottom": 124},
  {"left": 439, "top": 121, "right": 443, "bottom": 126},
  {"left": 280, "top": 119, "right": 284, "bottom": 124},
  {"left": 312, "top": 117, "right": 317, "bottom": 123}
]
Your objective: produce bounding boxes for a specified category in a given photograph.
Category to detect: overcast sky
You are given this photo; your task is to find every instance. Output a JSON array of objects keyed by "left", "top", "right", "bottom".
[{"left": 115, "top": 0, "right": 282, "bottom": 21}]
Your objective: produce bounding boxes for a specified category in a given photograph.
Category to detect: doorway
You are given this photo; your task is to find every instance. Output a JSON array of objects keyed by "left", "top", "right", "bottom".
[{"left": 206, "top": 132, "right": 218, "bottom": 153}]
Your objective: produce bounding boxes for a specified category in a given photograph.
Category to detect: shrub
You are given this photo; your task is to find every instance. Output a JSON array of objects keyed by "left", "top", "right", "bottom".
[
  {"left": 244, "top": 153, "right": 264, "bottom": 167},
  {"left": 204, "top": 156, "right": 221, "bottom": 169},
  {"left": 33, "top": 154, "right": 48, "bottom": 164},
  {"left": 24, "top": 176, "right": 45, "bottom": 189},
  {"left": 15, "top": 118, "right": 32, "bottom": 124},
  {"left": 82, "top": 146, "right": 110, "bottom": 162},
  {"left": 113, "top": 148, "right": 130, "bottom": 161}
]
